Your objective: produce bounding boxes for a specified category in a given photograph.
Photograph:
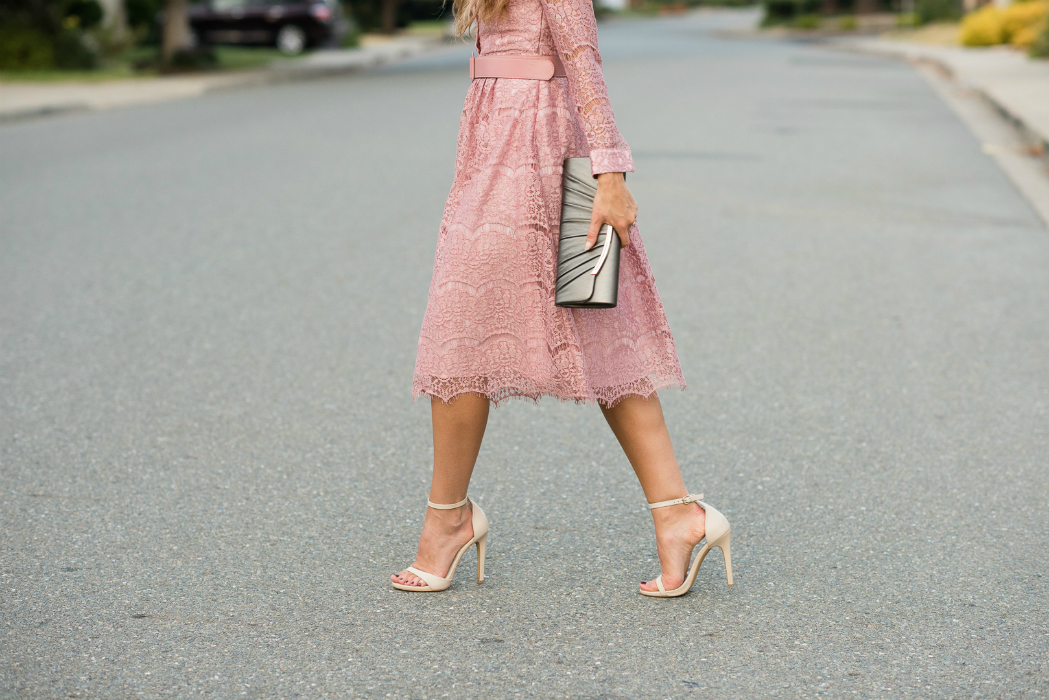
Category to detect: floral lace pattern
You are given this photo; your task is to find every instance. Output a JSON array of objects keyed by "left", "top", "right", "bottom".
[{"left": 413, "top": 0, "right": 685, "bottom": 407}]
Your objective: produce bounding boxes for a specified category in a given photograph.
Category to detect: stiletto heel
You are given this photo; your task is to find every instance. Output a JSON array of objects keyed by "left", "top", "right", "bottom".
[
  {"left": 391, "top": 497, "right": 489, "bottom": 592},
  {"left": 717, "top": 531, "right": 733, "bottom": 587},
  {"left": 640, "top": 493, "right": 733, "bottom": 598}
]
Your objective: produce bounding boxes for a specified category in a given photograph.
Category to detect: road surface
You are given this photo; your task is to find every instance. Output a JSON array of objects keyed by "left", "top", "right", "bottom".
[{"left": 2, "top": 9, "right": 1047, "bottom": 698}]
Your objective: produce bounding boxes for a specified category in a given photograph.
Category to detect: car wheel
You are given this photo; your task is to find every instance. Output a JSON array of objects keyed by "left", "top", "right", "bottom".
[{"left": 276, "top": 24, "right": 307, "bottom": 55}]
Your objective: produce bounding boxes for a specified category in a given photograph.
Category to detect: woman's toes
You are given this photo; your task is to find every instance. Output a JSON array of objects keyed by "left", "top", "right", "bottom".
[{"left": 393, "top": 571, "right": 417, "bottom": 585}]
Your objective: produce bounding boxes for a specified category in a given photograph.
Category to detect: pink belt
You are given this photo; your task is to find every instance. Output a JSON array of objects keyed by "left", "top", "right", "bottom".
[{"left": 470, "top": 53, "right": 567, "bottom": 80}]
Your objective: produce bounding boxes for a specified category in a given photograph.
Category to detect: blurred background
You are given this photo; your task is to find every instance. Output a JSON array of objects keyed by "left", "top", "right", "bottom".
[{"left": 0, "top": 0, "right": 1044, "bottom": 77}]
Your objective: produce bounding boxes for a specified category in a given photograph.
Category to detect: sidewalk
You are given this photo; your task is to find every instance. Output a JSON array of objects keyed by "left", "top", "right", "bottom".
[
  {"left": 0, "top": 34, "right": 446, "bottom": 123},
  {"left": 838, "top": 38, "right": 1049, "bottom": 151}
]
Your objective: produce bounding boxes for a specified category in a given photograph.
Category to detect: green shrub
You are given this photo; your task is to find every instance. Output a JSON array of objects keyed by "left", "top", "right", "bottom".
[
  {"left": 1029, "top": 16, "right": 1049, "bottom": 55},
  {"left": 64, "top": 0, "right": 104, "bottom": 29},
  {"left": 0, "top": 25, "right": 56, "bottom": 70},
  {"left": 166, "top": 46, "right": 218, "bottom": 72},
  {"left": 54, "top": 28, "right": 98, "bottom": 68},
  {"left": 916, "top": 0, "right": 961, "bottom": 23},
  {"left": 762, "top": 0, "right": 820, "bottom": 25},
  {"left": 762, "top": 0, "right": 792, "bottom": 24},
  {"left": 126, "top": 0, "right": 162, "bottom": 42},
  {"left": 790, "top": 12, "right": 821, "bottom": 27},
  {"left": 0, "top": 23, "right": 98, "bottom": 71},
  {"left": 838, "top": 14, "right": 857, "bottom": 29},
  {"left": 341, "top": 28, "right": 361, "bottom": 47},
  {"left": 0, "top": 0, "right": 101, "bottom": 71}
]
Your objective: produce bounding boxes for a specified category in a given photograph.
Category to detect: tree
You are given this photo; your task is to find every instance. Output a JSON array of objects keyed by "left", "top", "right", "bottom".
[
  {"left": 380, "top": 0, "right": 401, "bottom": 32},
  {"left": 162, "top": 0, "right": 192, "bottom": 65}
]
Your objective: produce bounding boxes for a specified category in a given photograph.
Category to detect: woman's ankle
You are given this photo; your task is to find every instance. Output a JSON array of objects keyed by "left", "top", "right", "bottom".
[
  {"left": 651, "top": 502, "right": 705, "bottom": 543},
  {"left": 651, "top": 501, "right": 704, "bottom": 525},
  {"left": 426, "top": 503, "right": 472, "bottom": 531}
]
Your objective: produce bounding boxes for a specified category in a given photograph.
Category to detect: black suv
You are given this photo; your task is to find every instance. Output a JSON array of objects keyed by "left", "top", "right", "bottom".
[{"left": 188, "top": 0, "right": 348, "bottom": 55}]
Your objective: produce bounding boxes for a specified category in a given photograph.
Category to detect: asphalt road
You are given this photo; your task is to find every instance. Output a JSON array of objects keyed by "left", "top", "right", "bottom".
[{"left": 2, "top": 10, "right": 1048, "bottom": 699}]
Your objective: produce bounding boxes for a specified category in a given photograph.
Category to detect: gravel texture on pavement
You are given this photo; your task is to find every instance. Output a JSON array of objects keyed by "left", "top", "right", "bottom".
[{"left": 1, "top": 9, "right": 1047, "bottom": 699}]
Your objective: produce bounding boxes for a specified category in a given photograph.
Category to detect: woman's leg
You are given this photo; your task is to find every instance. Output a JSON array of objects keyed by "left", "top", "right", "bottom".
[
  {"left": 392, "top": 392, "right": 490, "bottom": 587},
  {"left": 600, "top": 394, "right": 706, "bottom": 592}
]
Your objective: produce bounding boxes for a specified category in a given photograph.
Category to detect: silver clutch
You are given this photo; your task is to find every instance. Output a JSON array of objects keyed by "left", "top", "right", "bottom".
[{"left": 554, "top": 157, "right": 621, "bottom": 309}]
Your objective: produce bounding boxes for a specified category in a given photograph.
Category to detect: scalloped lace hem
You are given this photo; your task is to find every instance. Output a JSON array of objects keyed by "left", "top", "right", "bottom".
[{"left": 413, "top": 374, "right": 685, "bottom": 408}]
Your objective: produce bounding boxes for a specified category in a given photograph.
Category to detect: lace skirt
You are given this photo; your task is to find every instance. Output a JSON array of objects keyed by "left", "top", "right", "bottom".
[{"left": 412, "top": 76, "right": 685, "bottom": 407}]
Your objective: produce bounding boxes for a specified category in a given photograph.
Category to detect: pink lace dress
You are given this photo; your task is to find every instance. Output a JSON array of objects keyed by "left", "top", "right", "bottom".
[{"left": 412, "top": 0, "right": 685, "bottom": 407}]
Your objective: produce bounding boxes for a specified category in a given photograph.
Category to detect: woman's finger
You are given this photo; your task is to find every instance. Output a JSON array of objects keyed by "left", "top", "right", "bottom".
[
  {"left": 584, "top": 216, "right": 603, "bottom": 252},
  {"left": 617, "top": 221, "right": 631, "bottom": 248}
]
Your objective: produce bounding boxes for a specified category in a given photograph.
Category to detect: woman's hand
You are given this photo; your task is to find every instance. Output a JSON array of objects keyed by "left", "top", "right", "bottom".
[{"left": 585, "top": 172, "right": 636, "bottom": 250}]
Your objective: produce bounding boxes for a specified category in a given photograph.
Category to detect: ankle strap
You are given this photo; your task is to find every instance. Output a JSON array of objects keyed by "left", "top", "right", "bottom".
[
  {"left": 647, "top": 493, "right": 703, "bottom": 510},
  {"left": 427, "top": 496, "right": 470, "bottom": 509}
]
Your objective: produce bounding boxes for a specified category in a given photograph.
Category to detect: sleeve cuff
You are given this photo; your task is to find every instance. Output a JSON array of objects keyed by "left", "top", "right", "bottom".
[{"left": 589, "top": 148, "right": 634, "bottom": 177}]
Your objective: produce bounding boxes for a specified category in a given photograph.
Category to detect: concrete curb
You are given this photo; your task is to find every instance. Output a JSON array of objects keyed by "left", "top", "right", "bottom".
[{"left": 0, "top": 36, "right": 448, "bottom": 124}]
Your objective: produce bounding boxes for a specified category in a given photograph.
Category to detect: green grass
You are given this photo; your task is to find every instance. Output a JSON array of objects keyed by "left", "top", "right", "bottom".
[
  {"left": 0, "top": 44, "right": 290, "bottom": 82},
  {"left": 405, "top": 19, "right": 450, "bottom": 34},
  {"left": 897, "top": 12, "right": 921, "bottom": 27},
  {"left": 0, "top": 66, "right": 143, "bottom": 81},
  {"left": 213, "top": 46, "right": 287, "bottom": 70},
  {"left": 789, "top": 13, "right": 822, "bottom": 29}
]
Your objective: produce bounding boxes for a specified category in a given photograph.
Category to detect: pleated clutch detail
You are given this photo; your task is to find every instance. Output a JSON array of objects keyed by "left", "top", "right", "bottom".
[{"left": 554, "top": 157, "right": 621, "bottom": 309}]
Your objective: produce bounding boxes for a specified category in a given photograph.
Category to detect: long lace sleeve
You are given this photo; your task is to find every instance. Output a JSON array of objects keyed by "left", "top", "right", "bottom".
[{"left": 539, "top": 0, "right": 634, "bottom": 176}]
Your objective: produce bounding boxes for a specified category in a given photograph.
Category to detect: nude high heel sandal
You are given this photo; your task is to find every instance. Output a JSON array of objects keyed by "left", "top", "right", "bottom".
[
  {"left": 640, "top": 493, "right": 733, "bottom": 598},
  {"left": 391, "top": 496, "right": 489, "bottom": 592}
]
